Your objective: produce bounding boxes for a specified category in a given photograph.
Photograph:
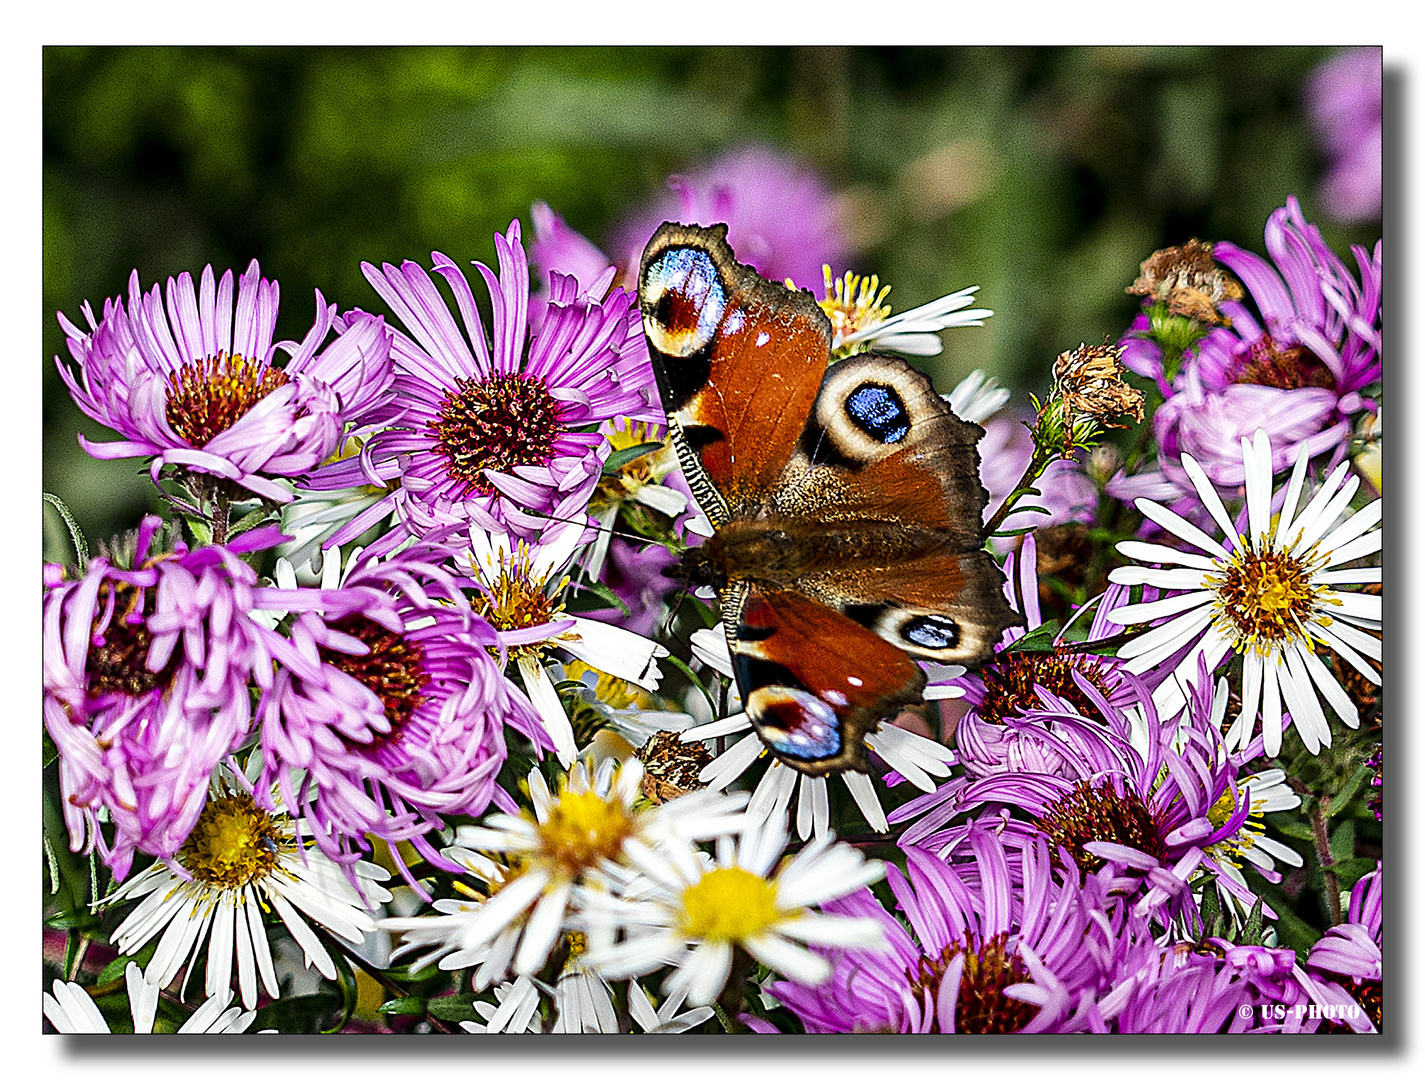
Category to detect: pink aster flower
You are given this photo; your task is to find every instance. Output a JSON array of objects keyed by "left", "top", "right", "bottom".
[
  {"left": 768, "top": 825, "right": 1110, "bottom": 1033},
  {"left": 257, "top": 545, "right": 549, "bottom": 886},
  {"left": 1306, "top": 48, "right": 1382, "bottom": 224},
  {"left": 610, "top": 146, "right": 850, "bottom": 293},
  {"left": 1301, "top": 863, "right": 1382, "bottom": 1033},
  {"left": 306, "top": 220, "right": 659, "bottom": 553},
  {"left": 531, "top": 146, "right": 850, "bottom": 300},
  {"left": 1114, "top": 198, "right": 1380, "bottom": 519},
  {"left": 54, "top": 260, "right": 394, "bottom": 503},
  {"left": 42, "top": 516, "right": 288, "bottom": 879},
  {"left": 901, "top": 659, "right": 1301, "bottom": 929}
]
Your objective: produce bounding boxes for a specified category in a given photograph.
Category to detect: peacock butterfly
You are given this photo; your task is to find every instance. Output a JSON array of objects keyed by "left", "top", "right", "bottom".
[{"left": 639, "top": 222, "right": 1018, "bottom": 778}]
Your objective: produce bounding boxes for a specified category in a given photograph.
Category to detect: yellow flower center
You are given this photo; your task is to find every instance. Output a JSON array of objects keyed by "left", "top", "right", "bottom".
[
  {"left": 178, "top": 791, "right": 286, "bottom": 889},
  {"left": 812, "top": 267, "right": 893, "bottom": 355},
  {"left": 473, "top": 545, "right": 566, "bottom": 647},
  {"left": 1209, "top": 544, "right": 1331, "bottom": 655},
  {"left": 678, "top": 866, "right": 781, "bottom": 942},
  {"left": 1202, "top": 783, "right": 1266, "bottom": 870},
  {"left": 536, "top": 788, "right": 637, "bottom": 877}
]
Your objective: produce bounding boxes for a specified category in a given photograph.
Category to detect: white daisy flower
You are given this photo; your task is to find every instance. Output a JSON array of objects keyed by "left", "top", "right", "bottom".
[
  {"left": 461, "top": 520, "right": 670, "bottom": 765},
  {"left": 43, "top": 962, "right": 261, "bottom": 1034},
  {"left": 456, "top": 951, "right": 714, "bottom": 1033},
  {"left": 1106, "top": 429, "right": 1380, "bottom": 757},
  {"left": 460, "top": 975, "right": 543, "bottom": 1033},
  {"left": 817, "top": 267, "right": 992, "bottom": 358},
  {"left": 580, "top": 814, "right": 887, "bottom": 1008},
  {"left": 102, "top": 778, "right": 392, "bottom": 1010},
  {"left": 685, "top": 627, "right": 959, "bottom": 839},
  {"left": 380, "top": 758, "right": 748, "bottom": 989}
]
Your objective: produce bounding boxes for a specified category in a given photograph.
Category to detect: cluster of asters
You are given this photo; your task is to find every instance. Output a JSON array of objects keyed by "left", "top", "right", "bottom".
[{"left": 43, "top": 144, "right": 1380, "bottom": 1034}]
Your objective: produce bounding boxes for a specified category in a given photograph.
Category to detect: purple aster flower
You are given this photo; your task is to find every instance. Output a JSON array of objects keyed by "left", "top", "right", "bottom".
[
  {"left": 54, "top": 260, "right": 395, "bottom": 503},
  {"left": 257, "top": 545, "right": 550, "bottom": 886},
  {"left": 532, "top": 146, "right": 849, "bottom": 299},
  {"left": 1306, "top": 48, "right": 1382, "bottom": 224},
  {"left": 1114, "top": 198, "right": 1381, "bottom": 517},
  {"left": 767, "top": 825, "right": 1111, "bottom": 1033},
  {"left": 42, "top": 516, "right": 288, "bottom": 878},
  {"left": 1301, "top": 863, "right": 1382, "bottom": 1032},
  {"left": 306, "top": 221, "right": 659, "bottom": 553},
  {"left": 1090, "top": 937, "right": 1306, "bottom": 1033},
  {"left": 901, "top": 657, "right": 1301, "bottom": 929}
]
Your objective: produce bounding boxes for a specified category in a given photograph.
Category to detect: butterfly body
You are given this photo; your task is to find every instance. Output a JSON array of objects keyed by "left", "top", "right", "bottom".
[{"left": 639, "top": 222, "right": 1017, "bottom": 777}]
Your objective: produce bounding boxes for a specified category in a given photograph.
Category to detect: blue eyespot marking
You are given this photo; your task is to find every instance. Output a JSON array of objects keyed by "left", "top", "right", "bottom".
[
  {"left": 844, "top": 383, "right": 910, "bottom": 444},
  {"left": 644, "top": 247, "right": 726, "bottom": 354},
  {"left": 748, "top": 686, "right": 842, "bottom": 761},
  {"left": 903, "top": 615, "right": 959, "bottom": 649}
]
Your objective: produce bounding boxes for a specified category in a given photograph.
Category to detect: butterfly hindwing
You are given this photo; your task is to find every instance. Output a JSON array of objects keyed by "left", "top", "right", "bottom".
[{"left": 724, "top": 582, "right": 926, "bottom": 776}]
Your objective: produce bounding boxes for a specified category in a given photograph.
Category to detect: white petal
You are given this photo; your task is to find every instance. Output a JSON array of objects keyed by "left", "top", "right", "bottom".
[
  {"left": 1133, "top": 498, "right": 1230, "bottom": 557},
  {"left": 519, "top": 656, "right": 577, "bottom": 766},
  {"left": 1273, "top": 443, "right": 1312, "bottom": 550},
  {"left": 1105, "top": 587, "right": 1214, "bottom": 624},
  {"left": 563, "top": 616, "right": 668, "bottom": 691},
  {"left": 1115, "top": 541, "right": 1219, "bottom": 570},
  {"left": 841, "top": 770, "right": 888, "bottom": 832}
]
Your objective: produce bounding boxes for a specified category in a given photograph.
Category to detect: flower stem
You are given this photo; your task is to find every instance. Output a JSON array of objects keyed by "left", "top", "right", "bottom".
[{"left": 1309, "top": 793, "right": 1343, "bottom": 926}]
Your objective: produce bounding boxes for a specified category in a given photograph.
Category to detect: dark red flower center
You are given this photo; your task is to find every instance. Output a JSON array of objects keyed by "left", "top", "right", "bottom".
[
  {"left": 977, "top": 646, "right": 1121, "bottom": 722},
  {"left": 1320, "top": 973, "right": 1383, "bottom": 1033},
  {"left": 87, "top": 582, "right": 181, "bottom": 698},
  {"left": 319, "top": 615, "right": 430, "bottom": 750},
  {"left": 165, "top": 352, "right": 291, "bottom": 446},
  {"left": 1035, "top": 779, "right": 1165, "bottom": 874},
  {"left": 430, "top": 373, "right": 565, "bottom": 496},
  {"left": 906, "top": 931, "right": 1039, "bottom": 1033},
  {"left": 1231, "top": 335, "right": 1336, "bottom": 391}
]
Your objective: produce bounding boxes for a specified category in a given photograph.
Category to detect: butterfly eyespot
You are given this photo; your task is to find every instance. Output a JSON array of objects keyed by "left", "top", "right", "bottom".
[
  {"left": 747, "top": 686, "right": 843, "bottom": 760},
  {"left": 902, "top": 615, "right": 960, "bottom": 649},
  {"left": 641, "top": 246, "right": 727, "bottom": 358},
  {"left": 844, "top": 383, "right": 911, "bottom": 444}
]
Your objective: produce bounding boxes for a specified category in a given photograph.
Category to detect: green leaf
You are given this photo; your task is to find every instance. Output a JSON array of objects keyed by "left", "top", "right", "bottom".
[
  {"left": 1240, "top": 895, "right": 1265, "bottom": 945},
  {"left": 43, "top": 492, "right": 89, "bottom": 565},
  {"left": 97, "top": 941, "right": 159, "bottom": 984},
  {"left": 427, "top": 993, "right": 479, "bottom": 1022},
  {"left": 1267, "top": 814, "right": 1316, "bottom": 842},
  {"left": 321, "top": 943, "right": 359, "bottom": 1033},
  {"left": 603, "top": 441, "right": 664, "bottom": 473},
  {"left": 378, "top": 996, "right": 430, "bottom": 1016},
  {"left": 1002, "top": 622, "right": 1059, "bottom": 654},
  {"left": 184, "top": 515, "right": 214, "bottom": 547},
  {"left": 1328, "top": 818, "right": 1355, "bottom": 867},
  {"left": 1329, "top": 765, "right": 1371, "bottom": 816}
]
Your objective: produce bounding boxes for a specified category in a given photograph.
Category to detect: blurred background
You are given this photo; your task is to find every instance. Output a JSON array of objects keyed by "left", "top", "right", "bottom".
[{"left": 42, "top": 45, "right": 1382, "bottom": 557}]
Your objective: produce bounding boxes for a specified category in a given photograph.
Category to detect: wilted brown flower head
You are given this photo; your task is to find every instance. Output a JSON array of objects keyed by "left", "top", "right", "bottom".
[
  {"left": 635, "top": 730, "right": 712, "bottom": 804},
  {"left": 1127, "top": 239, "right": 1244, "bottom": 326},
  {"left": 1053, "top": 342, "right": 1145, "bottom": 427}
]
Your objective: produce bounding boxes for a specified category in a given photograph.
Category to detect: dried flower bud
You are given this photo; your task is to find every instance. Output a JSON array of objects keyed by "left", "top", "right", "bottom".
[
  {"left": 635, "top": 730, "right": 712, "bottom": 804},
  {"left": 1052, "top": 342, "right": 1145, "bottom": 427},
  {"left": 1127, "top": 239, "right": 1244, "bottom": 326}
]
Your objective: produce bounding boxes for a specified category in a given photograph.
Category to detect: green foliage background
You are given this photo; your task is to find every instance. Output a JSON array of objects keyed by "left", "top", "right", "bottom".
[{"left": 43, "top": 45, "right": 1376, "bottom": 559}]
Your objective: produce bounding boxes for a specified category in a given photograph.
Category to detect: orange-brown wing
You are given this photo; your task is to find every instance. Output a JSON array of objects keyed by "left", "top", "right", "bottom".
[
  {"left": 724, "top": 582, "right": 926, "bottom": 776},
  {"left": 639, "top": 222, "right": 831, "bottom": 522}
]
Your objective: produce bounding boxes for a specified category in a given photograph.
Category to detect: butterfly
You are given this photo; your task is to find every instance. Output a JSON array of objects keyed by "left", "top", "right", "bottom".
[{"left": 638, "top": 222, "right": 1019, "bottom": 778}]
